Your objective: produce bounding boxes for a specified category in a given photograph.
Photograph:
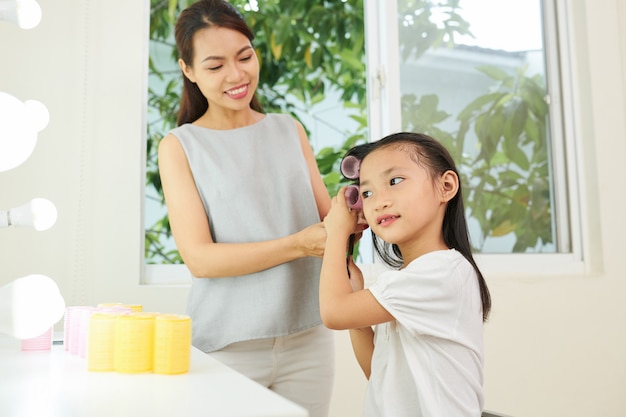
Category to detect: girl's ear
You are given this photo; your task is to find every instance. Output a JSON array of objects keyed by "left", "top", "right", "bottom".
[
  {"left": 179, "top": 58, "right": 196, "bottom": 83},
  {"left": 440, "top": 170, "right": 459, "bottom": 203}
]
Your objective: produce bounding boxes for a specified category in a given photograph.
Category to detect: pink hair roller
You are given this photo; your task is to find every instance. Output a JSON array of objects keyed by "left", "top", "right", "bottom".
[
  {"left": 344, "top": 184, "right": 362, "bottom": 209},
  {"left": 340, "top": 155, "right": 362, "bottom": 209},
  {"left": 340, "top": 155, "right": 360, "bottom": 179}
]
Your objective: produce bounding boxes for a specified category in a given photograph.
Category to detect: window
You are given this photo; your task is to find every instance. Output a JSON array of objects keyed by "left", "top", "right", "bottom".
[
  {"left": 365, "top": 0, "right": 583, "bottom": 275},
  {"left": 144, "top": 0, "right": 584, "bottom": 284}
]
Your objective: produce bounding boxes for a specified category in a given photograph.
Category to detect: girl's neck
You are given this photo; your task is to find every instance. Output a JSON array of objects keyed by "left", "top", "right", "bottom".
[
  {"left": 195, "top": 107, "right": 263, "bottom": 130},
  {"left": 399, "top": 238, "right": 449, "bottom": 267}
]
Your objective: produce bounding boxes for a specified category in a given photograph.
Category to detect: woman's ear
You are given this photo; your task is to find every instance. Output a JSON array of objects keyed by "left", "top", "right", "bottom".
[
  {"left": 178, "top": 58, "right": 196, "bottom": 83},
  {"left": 440, "top": 170, "right": 459, "bottom": 203}
]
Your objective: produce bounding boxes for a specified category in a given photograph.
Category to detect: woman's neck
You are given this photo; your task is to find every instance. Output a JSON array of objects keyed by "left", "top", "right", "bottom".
[{"left": 194, "top": 108, "right": 263, "bottom": 130}]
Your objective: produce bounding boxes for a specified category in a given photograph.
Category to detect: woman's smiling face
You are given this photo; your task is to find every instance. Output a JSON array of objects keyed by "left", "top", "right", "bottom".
[{"left": 180, "top": 26, "right": 259, "bottom": 113}]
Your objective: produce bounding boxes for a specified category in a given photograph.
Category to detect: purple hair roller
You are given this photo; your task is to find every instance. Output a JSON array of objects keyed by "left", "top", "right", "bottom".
[
  {"left": 344, "top": 184, "right": 362, "bottom": 209},
  {"left": 340, "top": 155, "right": 360, "bottom": 180}
]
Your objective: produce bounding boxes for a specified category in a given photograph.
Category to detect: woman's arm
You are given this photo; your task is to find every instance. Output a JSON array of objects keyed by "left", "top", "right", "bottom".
[
  {"left": 158, "top": 133, "right": 327, "bottom": 278},
  {"left": 295, "top": 120, "right": 331, "bottom": 219}
]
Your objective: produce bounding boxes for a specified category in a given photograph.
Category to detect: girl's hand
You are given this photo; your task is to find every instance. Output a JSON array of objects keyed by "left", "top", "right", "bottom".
[{"left": 324, "top": 187, "right": 360, "bottom": 239}]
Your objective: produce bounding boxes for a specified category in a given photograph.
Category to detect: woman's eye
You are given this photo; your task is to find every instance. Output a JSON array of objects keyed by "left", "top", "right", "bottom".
[
  {"left": 390, "top": 177, "right": 404, "bottom": 186},
  {"left": 240, "top": 55, "right": 252, "bottom": 62},
  {"left": 207, "top": 65, "right": 222, "bottom": 71}
]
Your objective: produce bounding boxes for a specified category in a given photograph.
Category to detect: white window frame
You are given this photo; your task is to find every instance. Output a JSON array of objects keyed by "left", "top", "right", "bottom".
[
  {"left": 363, "top": 0, "right": 586, "bottom": 277},
  {"left": 143, "top": 0, "right": 587, "bottom": 285}
]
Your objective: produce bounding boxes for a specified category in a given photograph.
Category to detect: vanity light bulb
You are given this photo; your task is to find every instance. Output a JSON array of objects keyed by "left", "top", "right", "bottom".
[
  {"left": 16, "top": 0, "right": 42, "bottom": 29},
  {"left": 0, "top": 198, "right": 58, "bottom": 231},
  {"left": 0, "top": 0, "right": 42, "bottom": 29},
  {"left": 0, "top": 92, "right": 49, "bottom": 172},
  {"left": 29, "top": 198, "right": 57, "bottom": 231},
  {"left": 0, "top": 274, "right": 66, "bottom": 340},
  {"left": 24, "top": 99, "right": 50, "bottom": 132}
]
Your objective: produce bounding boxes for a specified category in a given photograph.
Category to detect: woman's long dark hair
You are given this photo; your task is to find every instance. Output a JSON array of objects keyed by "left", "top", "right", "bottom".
[
  {"left": 345, "top": 132, "right": 491, "bottom": 321},
  {"left": 174, "top": 0, "right": 264, "bottom": 126}
]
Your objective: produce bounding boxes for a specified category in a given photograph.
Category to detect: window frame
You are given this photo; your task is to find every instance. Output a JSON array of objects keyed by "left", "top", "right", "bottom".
[{"left": 362, "top": 0, "right": 585, "bottom": 277}]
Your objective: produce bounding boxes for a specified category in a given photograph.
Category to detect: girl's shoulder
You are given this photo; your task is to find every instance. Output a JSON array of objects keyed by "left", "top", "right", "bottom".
[
  {"left": 404, "top": 249, "right": 467, "bottom": 271},
  {"left": 391, "top": 249, "right": 475, "bottom": 288}
]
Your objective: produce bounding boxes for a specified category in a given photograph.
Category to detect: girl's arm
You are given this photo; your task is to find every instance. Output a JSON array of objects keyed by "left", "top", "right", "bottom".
[
  {"left": 158, "top": 133, "right": 328, "bottom": 278},
  {"left": 349, "top": 327, "right": 374, "bottom": 379},
  {"left": 345, "top": 257, "right": 374, "bottom": 379},
  {"left": 319, "top": 188, "right": 394, "bottom": 330}
]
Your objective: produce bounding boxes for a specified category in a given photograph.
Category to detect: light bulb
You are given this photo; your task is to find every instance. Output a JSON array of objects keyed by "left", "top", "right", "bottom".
[
  {"left": 0, "top": 92, "right": 49, "bottom": 172},
  {"left": 0, "top": 274, "right": 66, "bottom": 339},
  {"left": 0, "top": 198, "right": 58, "bottom": 231},
  {"left": 0, "top": 0, "right": 42, "bottom": 29},
  {"left": 15, "top": 0, "right": 41, "bottom": 29},
  {"left": 24, "top": 99, "right": 50, "bottom": 132}
]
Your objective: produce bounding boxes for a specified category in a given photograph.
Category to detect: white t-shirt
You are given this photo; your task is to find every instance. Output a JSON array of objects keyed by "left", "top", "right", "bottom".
[{"left": 364, "top": 249, "right": 484, "bottom": 417}]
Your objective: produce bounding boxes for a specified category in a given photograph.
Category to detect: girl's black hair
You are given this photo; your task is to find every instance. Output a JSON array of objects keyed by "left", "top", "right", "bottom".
[
  {"left": 174, "top": 0, "right": 264, "bottom": 126},
  {"left": 346, "top": 132, "right": 491, "bottom": 321}
]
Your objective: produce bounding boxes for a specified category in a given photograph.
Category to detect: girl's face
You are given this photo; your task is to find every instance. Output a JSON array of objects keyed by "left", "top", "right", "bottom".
[
  {"left": 180, "top": 26, "right": 259, "bottom": 113},
  {"left": 359, "top": 146, "right": 453, "bottom": 259}
]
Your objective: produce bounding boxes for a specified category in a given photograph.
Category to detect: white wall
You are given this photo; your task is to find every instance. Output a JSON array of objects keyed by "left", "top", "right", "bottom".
[
  {"left": 0, "top": 0, "right": 189, "bottom": 312},
  {"left": 0, "top": 1, "right": 625, "bottom": 417}
]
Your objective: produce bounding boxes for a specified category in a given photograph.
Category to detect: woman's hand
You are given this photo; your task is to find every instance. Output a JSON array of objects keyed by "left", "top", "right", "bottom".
[{"left": 295, "top": 222, "right": 327, "bottom": 258}]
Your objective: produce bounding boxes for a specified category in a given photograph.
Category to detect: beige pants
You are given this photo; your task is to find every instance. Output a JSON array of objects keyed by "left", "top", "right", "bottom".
[{"left": 208, "top": 325, "right": 335, "bottom": 417}]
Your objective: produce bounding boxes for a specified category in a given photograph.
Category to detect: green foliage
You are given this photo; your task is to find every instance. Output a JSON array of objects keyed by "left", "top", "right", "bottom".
[
  {"left": 145, "top": 0, "right": 553, "bottom": 263},
  {"left": 459, "top": 66, "right": 551, "bottom": 251},
  {"left": 399, "top": 63, "right": 551, "bottom": 252},
  {"left": 397, "top": 0, "right": 469, "bottom": 59}
]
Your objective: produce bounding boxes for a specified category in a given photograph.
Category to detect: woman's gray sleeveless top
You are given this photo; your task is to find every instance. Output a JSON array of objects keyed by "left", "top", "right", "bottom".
[{"left": 169, "top": 114, "right": 323, "bottom": 352}]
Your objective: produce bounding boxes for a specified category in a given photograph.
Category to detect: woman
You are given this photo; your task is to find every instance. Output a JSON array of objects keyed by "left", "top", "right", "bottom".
[{"left": 158, "top": 1, "right": 334, "bottom": 416}]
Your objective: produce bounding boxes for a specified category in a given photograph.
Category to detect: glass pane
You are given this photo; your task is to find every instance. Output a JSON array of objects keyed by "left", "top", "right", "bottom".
[{"left": 397, "top": 0, "right": 558, "bottom": 253}]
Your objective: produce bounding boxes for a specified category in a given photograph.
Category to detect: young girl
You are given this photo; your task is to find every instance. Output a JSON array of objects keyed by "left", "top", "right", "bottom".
[
  {"left": 158, "top": 1, "right": 333, "bottom": 416},
  {"left": 320, "top": 132, "right": 491, "bottom": 417}
]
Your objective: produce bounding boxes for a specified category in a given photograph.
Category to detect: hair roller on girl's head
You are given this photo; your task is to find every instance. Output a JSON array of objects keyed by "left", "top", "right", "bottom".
[
  {"left": 340, "top": 142, "right": 377, "bottom": 209},
  {"left": 340, "top": 155, "right": 362, "bottom": 209},
  {"left": 340, "top": 155, "right": 360, "bottom": 180},
  {"left": 344, "top": 184, "right": 362, "bottom": 209}
]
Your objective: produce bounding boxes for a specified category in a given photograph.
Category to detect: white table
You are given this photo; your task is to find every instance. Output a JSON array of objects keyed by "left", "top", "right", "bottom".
[{"left": 0, "top": 336, "right": 308, "bottom": 417}]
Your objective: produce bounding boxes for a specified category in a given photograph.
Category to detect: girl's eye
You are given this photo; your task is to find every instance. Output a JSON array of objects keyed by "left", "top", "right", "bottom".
[
  {"left": 361, "top": 190, "right": 372, "bottom": 199},
  {"left": 390, "top": 177, "right": 404, "bottom": 186}
]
